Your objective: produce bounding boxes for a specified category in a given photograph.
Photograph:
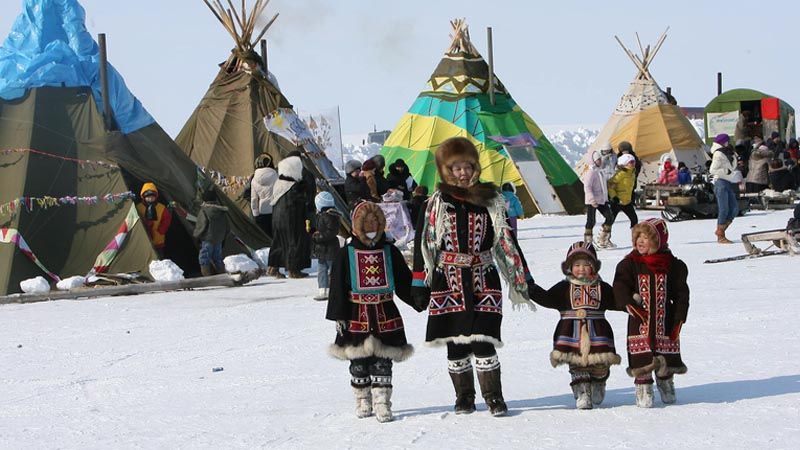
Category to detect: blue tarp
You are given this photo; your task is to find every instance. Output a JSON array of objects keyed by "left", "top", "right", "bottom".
[{"left": 0, "top": 0, "right": 154, "bottom": 134}]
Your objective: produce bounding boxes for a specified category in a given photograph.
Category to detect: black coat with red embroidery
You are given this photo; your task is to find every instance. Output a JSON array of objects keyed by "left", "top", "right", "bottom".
[
  {"left": 613, "top": 252, "right": 690, "bottom": 378},
  {"left": 529, "top": 279, "right": 622, "bottom": 368},
  {"left": 326, "top": 237, "right": 418, "bottom": 362}
]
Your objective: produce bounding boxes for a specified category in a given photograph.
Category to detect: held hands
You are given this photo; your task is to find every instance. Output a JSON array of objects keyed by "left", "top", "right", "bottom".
[{"left": 410, "top": 286, "right": 430, "bottom": 312}]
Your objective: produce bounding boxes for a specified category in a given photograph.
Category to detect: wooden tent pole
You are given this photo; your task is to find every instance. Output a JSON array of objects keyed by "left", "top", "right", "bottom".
[
  {"left": 260, "top": 39, "right": 268, "bottom": 73},
  {"left": 487, "top": 26, "right": 495, "bottom": 106},
  {"left": 98, "top": 33, "right": 115, "bottom": 131}
]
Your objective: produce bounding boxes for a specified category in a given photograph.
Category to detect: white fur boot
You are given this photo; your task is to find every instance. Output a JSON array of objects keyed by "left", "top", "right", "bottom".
[
  {"left": 353, "top": 386, "right": 373, "bottom": 418},
  {"left": 635, "top": 383, "right": 654, "bottom": 408},
  {"left": 591, "top": 380, "right": 606, "bottom": 405},
  {"left": 572, "top": 383, "right": 593, "bottom": 410},
  {"left": 656, "top": 378, "right": 676, "bottom": 404},
  {"left": 313, "top": 288, "right": 328, "bottom": 301},
  {"left": 372, "top": 386, "right": 393, "bottom": 423}
]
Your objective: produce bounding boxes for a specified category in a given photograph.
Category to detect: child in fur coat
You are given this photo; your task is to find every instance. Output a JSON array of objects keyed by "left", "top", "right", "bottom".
[
  {"left": 325, "top": 201, "right": 423, "bottom": 423},
  {"left": 528, "top": 241, "right": 621, "bottom": 409},
  {"left": 613, "top": 218, "right": 689, "bottom": 408}
]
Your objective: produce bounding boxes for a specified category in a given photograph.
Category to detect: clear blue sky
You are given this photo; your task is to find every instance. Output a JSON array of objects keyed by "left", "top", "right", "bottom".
[{"left": 2, "top": 0, "right": 798, "bottom": 137}]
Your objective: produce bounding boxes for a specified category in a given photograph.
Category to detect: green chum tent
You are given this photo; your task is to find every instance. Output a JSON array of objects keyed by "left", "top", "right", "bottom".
[
  {"left": 0, "top": 0, "right": 269, "bottom": 295},
  {"left": 704, "top": 88, "right": 795, "bottom": 145},
  {"left": 380, "top": 19, "right": 583, "bottom": 216}
]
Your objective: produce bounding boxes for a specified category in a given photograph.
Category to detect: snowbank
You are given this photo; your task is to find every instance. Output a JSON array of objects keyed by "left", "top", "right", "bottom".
[
  {"left": 148, "top": 260, "right": 184, "bottom": 282},
  {"left": 223, "top": 254, "right": 260, "bottom": 274},
  {"left": 19, "top": 276, "right": 50, "bottom": 293}
]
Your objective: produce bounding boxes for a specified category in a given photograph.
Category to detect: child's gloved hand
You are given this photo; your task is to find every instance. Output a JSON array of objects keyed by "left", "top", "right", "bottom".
[
  {"left": 670, "top": 321, "right": 683, "bottom": 340},
  {"left": 632, "top": 293, "right": 643, "bottom": 305},
  {"left": 411, "top": 286, "right": 430, "bottom": 312},
  {"left": 336, "top": 320, "right": 347, "bottom": 336}
]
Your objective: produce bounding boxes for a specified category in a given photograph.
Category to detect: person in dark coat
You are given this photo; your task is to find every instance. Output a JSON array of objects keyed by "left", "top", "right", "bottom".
[
  {"left": 311, "top": 191, "right": 342, "bottom": 301},
  {"left": 193, "top": 189, "right": 230, "bottom": 276},
  {"left": 344, "top": 160, "right": 368, "bottom": 210},
  {"left": 528, "top": 241, "right": 622, "bottom": 409},
  {"left": 326, "top": 201, "right": 422, "bottom": 423},
  {"left": 613, "top": 218, "right": 689, "bottom": 408},
  {"left": 412, "top": 137, "right": 535, "bottom": 417},
  {"left": 268, "top": 154, "right": 312, "bottom": 279},
  {"left": 408, "top": 185, "right": 428, "bottom": 230},
  {"left": 386, "top": 158, "right": 417, "bottom": 201},
  {"left": 769, "top": 159, "right": 796, "bottom": 191},
  {"left": 371, "top": 154, "right": 390, "bottom": 197}
]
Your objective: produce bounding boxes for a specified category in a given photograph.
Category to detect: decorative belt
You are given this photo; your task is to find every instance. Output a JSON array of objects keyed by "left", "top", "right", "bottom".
[
  {"left": 438, "top": 250, "right": 493, "bottom": 268},
  {"left": 350, "top": 291, "right": 394, "bottom": 304},
  {"left": 560, "top": 310, "right": 606, "bottom": 320}
]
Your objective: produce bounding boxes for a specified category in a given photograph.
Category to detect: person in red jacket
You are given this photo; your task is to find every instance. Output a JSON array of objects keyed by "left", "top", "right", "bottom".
[{"left": 657, "top": 160, "right": 679, "bottom": 185}]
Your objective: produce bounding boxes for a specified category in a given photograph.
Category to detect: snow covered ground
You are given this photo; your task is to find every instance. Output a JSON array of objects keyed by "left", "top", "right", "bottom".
[{"left": 2, "top": 208, "right": 799, "bottom": 449}]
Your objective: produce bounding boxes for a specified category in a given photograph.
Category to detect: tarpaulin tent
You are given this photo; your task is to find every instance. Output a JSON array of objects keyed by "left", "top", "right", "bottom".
[
  {"left": 176, "top": 1, "right": 346, "bottom": 219},
  {"left": 380, "top": 19, "right": 583, "bottom": 217},
  {"left": 0, "top": 0, "right": 269, "bottom": 295},
  {"left": 579, "top": 31, "right": 707, "bottom": 183},
  {"left": 704, "top": 88, "right": 795, "bottom": 145}
]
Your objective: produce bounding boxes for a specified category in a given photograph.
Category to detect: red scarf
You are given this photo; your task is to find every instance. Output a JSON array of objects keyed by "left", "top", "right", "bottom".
[{"left": 628, "top": 250, "right": 672, "bottom": 273}]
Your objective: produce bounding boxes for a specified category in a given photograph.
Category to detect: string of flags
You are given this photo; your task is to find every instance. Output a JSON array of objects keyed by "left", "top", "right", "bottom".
[
  {"left": 1, "top": 147, "right": 119, "bottom": 170},
  {"left": 0, "top": 192, "right": 135, "bottom": 217},
  {"left": 197, "top": 165, "right": 249, "bottom": 194}
]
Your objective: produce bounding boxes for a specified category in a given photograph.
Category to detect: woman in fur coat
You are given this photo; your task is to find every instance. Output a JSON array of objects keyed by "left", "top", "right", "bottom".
[
  {"left": 326, "top": 201, "right": 422, "bottom": 423},
  {"left": 411, "top": 137, "right": 535, "bottom": 417},
  {"left": 613, "top": 218, "right": 689, "bottom": 408},
  {"left": 528, "top": 241, "right": 621, "bottom": 409},
  {"left": 267, "top": 154, "right": 312, "bottom": 278}
]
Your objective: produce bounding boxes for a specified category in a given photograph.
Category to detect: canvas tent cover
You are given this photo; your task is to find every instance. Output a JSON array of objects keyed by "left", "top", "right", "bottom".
[{"left": 0, "top": 0, "right": 269, "bottom": 295}]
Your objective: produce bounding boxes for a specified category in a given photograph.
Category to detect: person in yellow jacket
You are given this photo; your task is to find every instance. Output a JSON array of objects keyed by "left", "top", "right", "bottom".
[
  {"left": 136, "top": 182, "right": 173, "bottom": 258},
  {"left": 598, "top": 154, "right": 638, "bottom": 248}
]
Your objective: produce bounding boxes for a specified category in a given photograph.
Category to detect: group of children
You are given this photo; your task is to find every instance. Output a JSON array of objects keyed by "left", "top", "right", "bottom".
[{"left": 323, "top": 137, "right": 690, "bottom": 422}]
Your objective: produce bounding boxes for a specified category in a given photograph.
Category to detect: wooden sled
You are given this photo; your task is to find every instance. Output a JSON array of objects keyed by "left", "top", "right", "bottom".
[{"left": 741, "top": 229, "right": 799, "bottom": 256}]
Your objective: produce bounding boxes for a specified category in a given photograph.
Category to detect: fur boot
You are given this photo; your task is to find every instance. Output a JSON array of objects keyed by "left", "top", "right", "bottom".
[
  {"left": 313, "top": 288, "right": 328, "bottom": 301},
  {"left": 288, "top": 270, "right": 308, "bottom": 279},
  {"left": 448, "top": 357, "right": 476, "bottom": 414},
  {"left": 590, "top": 380, "right": 607, "bottom": 406},
  {"left": 656, "top": 377, "right": 676, "bottom": 404},
  {"left": 200, "top": 265, "right": 214, "bottom": 277},
  {"left": 635, "top": 383, "right": 654, "bottom": 408},
  {"left": 353, "top": 386, "right": 373, "bottom": 418},
  {"left": 583, "top": 228, "right": 593, "bottom": 244},
  {"left": 596, "top": 225, "right": 616, "bottom": 249},
  {"left": 475, "top": 355, "right": 507, "bottom": 417},
  {"left": 715, "top": 224, "right": 733, "bottom": 244},
  {"left": 572, "top": 383, "right": 593, "bottom": 410},
  {"left": 371, "top": 386, "right": 393, "bottom": 423}
]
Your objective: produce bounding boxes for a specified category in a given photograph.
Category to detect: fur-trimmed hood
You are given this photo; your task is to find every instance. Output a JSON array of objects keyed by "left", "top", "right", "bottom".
[
  {"left": 438, "top": 181, "right": 498, "bottom": 208},
  {"left": 277, "top": 155, "right": 303, "bottom": 182},
  {"left": 351, "top": 201, "right": 386, "bottom": 246},
  {"left": 435, "top": 137, "right": 481, "bottom": 186}
]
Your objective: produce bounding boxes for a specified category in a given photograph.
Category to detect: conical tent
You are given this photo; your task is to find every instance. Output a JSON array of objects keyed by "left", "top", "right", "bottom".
[
  {"left": 580, "top": 30, "right": 707, "bottom": 182},
  {"left": 380, "top": 19, "right": 583, "bottom": 217},
  {"left": 177, "top": 0, "right": 346, "bottom": 217},
  {"left": 0, "top": 0, "right": 269, "bottom": 295}
]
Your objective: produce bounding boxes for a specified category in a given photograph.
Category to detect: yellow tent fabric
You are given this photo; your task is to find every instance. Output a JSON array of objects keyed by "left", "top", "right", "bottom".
[
  {"left": 383, "top": 113, "right": 524, "bottom": 187},
  {"left": 608, "top": 104, "right": 704, "bottom": 158}
]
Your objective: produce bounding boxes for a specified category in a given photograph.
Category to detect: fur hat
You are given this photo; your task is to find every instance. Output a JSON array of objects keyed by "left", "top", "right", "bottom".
[
  {"left": 371, "top": 154, "right": 386, "bottom": 170},
  {"left": 254, "top": 153, "right": 273, "bottom": 169},
  {"left": 714, "top": 133, "right": 730, "bottom": 145},
  {"left": 361, "top": 159, "right": 377, "bottom": 172},
  {"left": 315, "top": 191, "right": 335, "bottom": 212},
  {"left": 351, "top": 201, "right": 386, "bottom": 245},
  {"left": 618, "top": 153, "right": 635, "bottom": 167},
  {"left": 561, "top": 241, "right": 600, "bottom": 275},
  {"left": 435, "top": 137, "right": 481, "bottom": 186},
  {"left": 345, "top": 159, "right": 362, "bottom": 174},
  {"left": 277, "top": 155, "right": 303, "bottom": 181},
  {"left": 618, "top": 141, "right": 633, "bottom": 154},
  {"left": 632, "top": 218, "right": 669, "bottom": 252},
  {"left": 591, "top": 150, "right": 602, "bottom": 162}
]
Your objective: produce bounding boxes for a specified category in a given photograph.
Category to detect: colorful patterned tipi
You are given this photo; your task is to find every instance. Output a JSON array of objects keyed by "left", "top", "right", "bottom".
[{"left": 380, "top": 19, "right": 583, "bottom": 216}]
